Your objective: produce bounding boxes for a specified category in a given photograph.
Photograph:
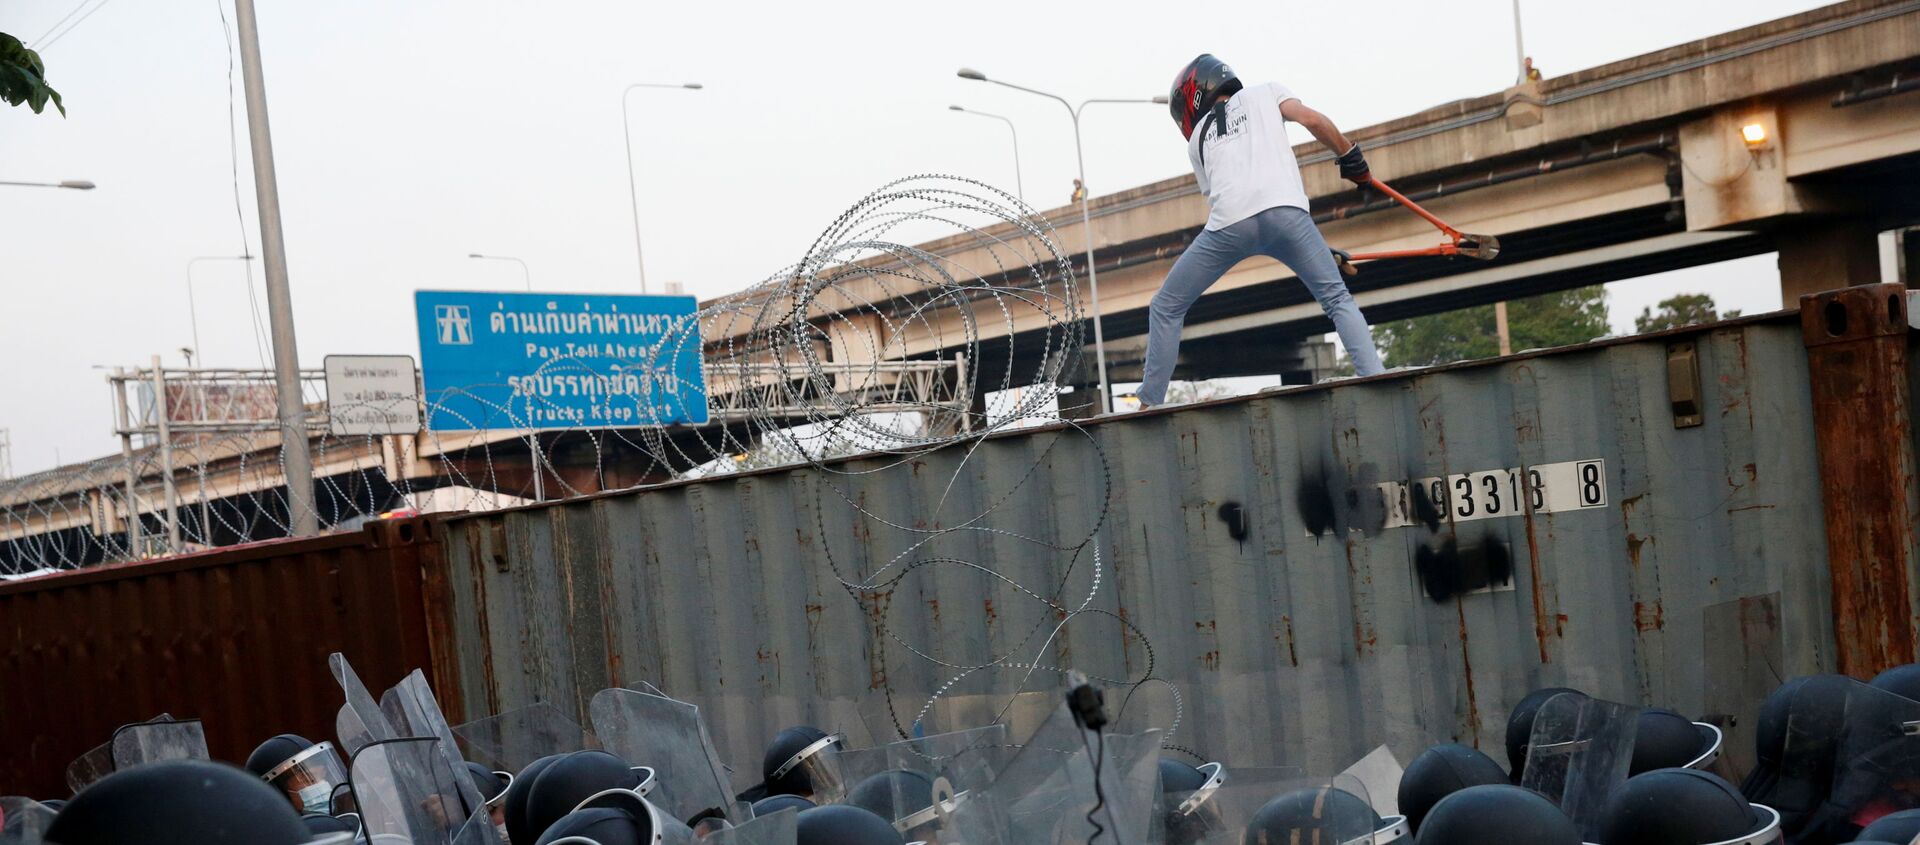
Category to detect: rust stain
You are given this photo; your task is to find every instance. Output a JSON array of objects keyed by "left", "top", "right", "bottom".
[
  {"left": 1634, "top": 601, "right": 1666, "bottom": 632},
  {"left": 1522, "top": 509, "right": 1551, "bottom": 664},
  {"left": 925, "top": 599, "right": 940, "bottom": 625},
  {"left": 1200, "top": 650, "right": 1221, "bottom": 671},
  {"left": 1280, "top": 615, "right": 1299, "bottom": 667},
  {"left": 983, "top": 599, "right": 996, "bottom": 624},
  {"left": 1456, "top": 597, "right": 1480, "bottom": 746},
  {"left": 1556, "top": 613, "right": 1569, "bottom": 637},
  {"left": 1625, "top": 533, "right": 1647, "bottom": 569},
  {"left": 1802, "top": 285, "right": 1919, "bottom": 676}
]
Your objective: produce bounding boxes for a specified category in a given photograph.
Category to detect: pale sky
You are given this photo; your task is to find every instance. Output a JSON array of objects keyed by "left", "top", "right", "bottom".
[{"left": 0, "top": 0, "right": 1849, "bottom": 475}]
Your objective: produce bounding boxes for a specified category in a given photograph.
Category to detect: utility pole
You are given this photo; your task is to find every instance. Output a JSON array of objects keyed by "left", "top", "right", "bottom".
[
  {"left": 111, "top": 370, "right": 143, "bottom": 556},
  {"left": 233, "top": 0, "right": 317, "bottom": 536},
  {"left": 150, "top": 356, "right": 182, "bottom": 550}
]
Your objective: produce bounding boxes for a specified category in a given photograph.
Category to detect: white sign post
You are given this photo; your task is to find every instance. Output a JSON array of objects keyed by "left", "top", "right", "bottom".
[{"left": 324, "top": 355, "right": 422, "bottom": 436}]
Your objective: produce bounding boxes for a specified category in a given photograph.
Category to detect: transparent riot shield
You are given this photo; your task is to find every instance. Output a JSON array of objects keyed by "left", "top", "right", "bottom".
[
  {"left": 380, "top": 686, "right": 417, "bottom": 739},
  {"left": 1521, "top": 692, "right": 1640, "bottom": 839},
  {"left": 937, "top": 701, "right": 1163, "bottom": 845},
  {"left": 589, "top": 688, "right": 737, "bottom": 824},
  {"left": 1160, "top": 768, "right": 1380, "bottom": 845},
  {"left": 705, "top": 806, "right": 798, "bottom": 845},
  {"left": 1781, "top": 677, "right": 1920, "bottom": 842},
  {"left": 108, "top": 718, "right": 209, "bottom": 770},
  {"left": 332, "top": 653, "right": 397, "bottom": 757},
  {"left": 0, "top": 797, "right": 56, "bottom": 845},
  {"left": 64, "top": 712, "right": 173, "bottom": 794},
  {"left": 386, "top": 670, "right": 489, "bottom": 817},
  {"left": 453, "top": 701, "right": 596, "bottom": 775},
  {"left": 350, "top": 736, "right": 498, "bottom": 845},
  {"left": 265, "top": 739, "right": 352, "bottom": 816},
  {"left": 833, "top": 724, "right": 1011, "bottom": 838}
]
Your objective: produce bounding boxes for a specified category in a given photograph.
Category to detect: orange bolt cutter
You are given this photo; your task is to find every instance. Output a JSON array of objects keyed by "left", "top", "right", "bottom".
[{"left": 1332, "top": 175, "right": 1501, "bottom": 276}]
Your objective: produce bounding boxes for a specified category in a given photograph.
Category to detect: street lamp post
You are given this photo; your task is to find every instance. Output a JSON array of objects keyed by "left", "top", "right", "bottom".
[
  {"left": 468, "top": 253, "right": 532, "bottom": 291},
  {"left": 186, "top": 255, "right": 256, "bottom": 366},
  {"left": 622, "top": 82, "right": 704, "bottom": 294},
  {"left": 948, "top": 105, "right": 1025, "bottom": 203},
  {"left": 958, "top": 68, "right": 1166, "bottom": 414},
  {"left": 0, "top": 179, "right": 94, "bottom": 189}
]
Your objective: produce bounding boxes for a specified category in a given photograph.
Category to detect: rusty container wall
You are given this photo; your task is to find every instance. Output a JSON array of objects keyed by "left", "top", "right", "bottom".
[
  {"left": 434, "top": 314, "right": 1837, "bottom": 780},
  {"left": 0, "top": 518, "right": 452, "bottom": 797}
]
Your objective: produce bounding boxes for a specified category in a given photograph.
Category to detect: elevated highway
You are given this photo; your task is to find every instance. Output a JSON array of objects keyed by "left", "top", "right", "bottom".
[{"left": 704, "top": 0, "right": 1920, "bottom": 385}]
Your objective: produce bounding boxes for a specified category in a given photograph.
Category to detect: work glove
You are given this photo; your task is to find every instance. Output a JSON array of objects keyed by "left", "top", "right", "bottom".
[{"left": 1337, "top": 143, "right": 1371, "bottom": 185}]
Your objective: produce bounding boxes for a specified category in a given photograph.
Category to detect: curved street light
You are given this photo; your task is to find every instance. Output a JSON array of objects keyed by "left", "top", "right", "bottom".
[
  {"left": 622, "top": 82, "right": 704, "bottom": 294},
  {"left": 957, "top": 67, "right": 1168, "bottom": 414},
  {"left": 468, "top": 253, "right": 532, "bottom": 291},
  {"left": 0, "top": 179, "right": 95, "bottom": 189},
  {"left": 949, "top": 105, "right": 1025, "bottom": 203}
]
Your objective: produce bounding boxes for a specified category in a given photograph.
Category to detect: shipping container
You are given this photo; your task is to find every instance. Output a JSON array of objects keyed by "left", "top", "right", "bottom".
[
  {"left": 433, "top": 300, "right": 1912, "bottom": 781},
  {"left": 0, "top": 518, "right": 454, "bottom": 797}
]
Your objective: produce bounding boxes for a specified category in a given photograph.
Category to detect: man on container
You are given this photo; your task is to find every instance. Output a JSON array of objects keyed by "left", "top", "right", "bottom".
[{"left": 1137, "top": 55, "right": 1385, "bottom": 408}]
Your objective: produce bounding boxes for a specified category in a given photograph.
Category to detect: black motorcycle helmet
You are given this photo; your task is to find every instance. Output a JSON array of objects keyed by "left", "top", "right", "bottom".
[
  {"left": 1598, "top": 768, "right": 1780, "bottom": 844},
  {"left": 245, "top": 735, "right": 317, "bottom": 777},
  {"left": 1169, "top": 54, "right": 1242, "bottom": 140},
  {"left": 535, "top": 806, "right": 650, "bottom": 845},
  {"left": 1859, "top": 808, "right": 1920, "bottom": 844},
  {"left": 1414, "top": 784, "right": 1581, "bottom": 845},
  {"left": 1245, "top": 785, "right": 1379, "bottom": 844},
  {"left": 845, "top": 769, "right": 932, "bottom": 820},
  {"left": 1631, "top": 708, "right": 1715, "bottom": 775},
  {"left": 752, "top": 794, "right": 816, "bottom": 816},
  {"left": 523, "top": 750, "right": 651, "bottom": 844},
  {"left": 46, "top": 759, "right": 350, "bottom": 845},
  {"left": 795, "top": 804, "right": 904, "bottom": 845},
  {"left": 1870, "top": 663, "right": 1920, "bottom": 702},
  {"left": 464, "top": 760, "right": 512, "bottom": 806},
  {"left": 1398, "top": 744, "right": 1510, "bottom": 833},
  {"left": 762, "top": 726, "right": 840, "bottom": 798},
  {"left": 1159, "top": 758, "right": 1212, "bottom": 795},
  {"left": 506, "top": 753, "right": 568, "bottom": 845},
  {"left": 1740, "top": 674, "right": 1854, "bottom": 835},
  {"left": 1506, "top": 687, "right": 1584, "bottom": 781}
]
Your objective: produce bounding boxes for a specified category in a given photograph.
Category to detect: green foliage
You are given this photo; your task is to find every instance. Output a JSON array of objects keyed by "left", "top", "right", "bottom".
[
  {"left": 1373, "top": 285, "right": 1611, "bottom": 367},
  {"left": 0, "top": 33, "right": 64, "bottom": 116},
  {"left": 1634, "top": 293, "right": 1739, "bottom": 333}
]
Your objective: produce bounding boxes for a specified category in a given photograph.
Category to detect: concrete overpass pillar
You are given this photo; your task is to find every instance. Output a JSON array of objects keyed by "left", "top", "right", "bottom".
[{"left": 1777, "top": 218, "right": 1884, "bottom": 303}]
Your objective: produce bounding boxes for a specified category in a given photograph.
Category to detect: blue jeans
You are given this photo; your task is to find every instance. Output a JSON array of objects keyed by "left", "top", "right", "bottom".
[{"left": 1138, "top": 205, "right": 1384, "bottom": 406}]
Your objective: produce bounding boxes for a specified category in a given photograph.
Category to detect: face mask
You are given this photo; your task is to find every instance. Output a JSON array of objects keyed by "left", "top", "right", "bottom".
[{"left": 298, "top": 781, "right": 335, "bottom": 815}]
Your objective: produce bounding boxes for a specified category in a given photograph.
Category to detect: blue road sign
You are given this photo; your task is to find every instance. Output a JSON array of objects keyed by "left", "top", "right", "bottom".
[{"left": 414, "top": 290, "right": 708, "bottom": 431}]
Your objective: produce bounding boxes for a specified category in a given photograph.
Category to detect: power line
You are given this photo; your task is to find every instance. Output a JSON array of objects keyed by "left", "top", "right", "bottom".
[
  {"left": 213, "top": 0, "right": 274, "bottom": 369},
  {"left": 37, "top": 0, "right": 113, "bottom": 51},
  {"left": 31, "top": 0, "right": 93, "bottom": 45}
]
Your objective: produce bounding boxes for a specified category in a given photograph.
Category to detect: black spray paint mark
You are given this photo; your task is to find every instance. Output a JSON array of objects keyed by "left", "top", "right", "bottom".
[
  {"left": 1410, "top": 478, "right": 1444, "bottom": 533},
  {"left": 1296, "top": 473, "right": 1339, "bottom": 539},
  {"left": 1415, "top": 534, "right": 1515, "bottom": 602},
  {"left": 1297, "top": 464, "right": 1393, "bottom": 539},
  {"left": 1218, "top": 501, "right": 1249, "bottom": 543},
  {"left": 1294, "top": 462, "right": 1518, "bottom": 605}
]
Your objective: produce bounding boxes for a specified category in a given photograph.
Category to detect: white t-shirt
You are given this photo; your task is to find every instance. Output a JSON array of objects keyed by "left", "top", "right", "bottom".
[{"left": 1188, "top": 82, "right": 1310, "bottom": 231}]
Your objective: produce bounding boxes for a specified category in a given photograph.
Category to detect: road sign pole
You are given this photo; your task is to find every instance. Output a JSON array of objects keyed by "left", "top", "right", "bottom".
[{"left": 234, "top": 0, "right": 317, "bottom": 537}]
